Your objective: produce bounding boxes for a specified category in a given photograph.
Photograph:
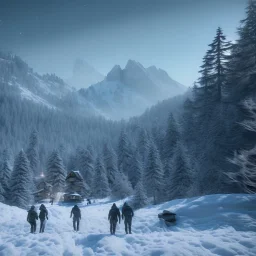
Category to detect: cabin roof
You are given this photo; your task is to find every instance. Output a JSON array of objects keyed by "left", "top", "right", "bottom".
[{"left": 66, "top": 170, "right": 83, "bottom": 181}]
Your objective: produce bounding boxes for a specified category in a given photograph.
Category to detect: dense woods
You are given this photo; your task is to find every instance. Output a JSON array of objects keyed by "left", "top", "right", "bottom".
[{"left": 1, "top": 1, "right": 256, "bottom": 209}]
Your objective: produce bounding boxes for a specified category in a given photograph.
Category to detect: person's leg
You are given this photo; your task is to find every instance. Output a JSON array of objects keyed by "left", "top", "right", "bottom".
[
  {"left": 124, "top": 219, "right": 128, "bottom": 234},
  {"left": 34, "top": 221, "right": 37, "bottom": 233},
  {"left": 128, "top": 218, "right": 132, "bottom": 234},
  {"left": 40, "top": 220, "right": 43, "bottom": 233},
  {"left": 113, "top": 221, "right": 117, "bottom": 235},
  {"left": 30, "top": 222, "right": 33, "bottom": 233},
  {"left": 77, "top": 219, "right": 80, "bottom": 231},
  {"left": 42, "top": 220, "right": 46, "bottom": 232},
  {"left": 73, "top": 219, "right": 76, "bottom": 231},
  {"left": 110, "top": 221, "right": 113, "bottom": 234}
]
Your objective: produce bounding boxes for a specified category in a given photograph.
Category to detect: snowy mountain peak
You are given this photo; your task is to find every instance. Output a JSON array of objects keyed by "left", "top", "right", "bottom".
[
  {"left": 106, "top": 65, "right": 122, "bottom": 81},
  {"left": 125, "top": 59, "right": 145, "bottom": 72}
]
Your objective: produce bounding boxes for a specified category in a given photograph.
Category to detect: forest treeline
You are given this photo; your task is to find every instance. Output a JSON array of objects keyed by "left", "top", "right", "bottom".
[{"left": 0, "top": 1, "right": 256, "bottom": 208}]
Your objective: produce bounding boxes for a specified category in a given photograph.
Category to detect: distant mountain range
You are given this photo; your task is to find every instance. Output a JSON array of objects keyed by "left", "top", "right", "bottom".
[
  {"left": 79, "top": 60, "right": 186, "bottom": 119},
  {"left": 66, "top": 59, "right": 105, "bottom": 90},
  {"left": 0, "top": 52, "right": 186, "bottom": 120}
]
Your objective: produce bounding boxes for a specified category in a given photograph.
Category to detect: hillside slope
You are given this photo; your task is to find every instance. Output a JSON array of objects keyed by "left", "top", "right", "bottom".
[{"left": 0, "top": 194, "right": 255, "bottom": 256}]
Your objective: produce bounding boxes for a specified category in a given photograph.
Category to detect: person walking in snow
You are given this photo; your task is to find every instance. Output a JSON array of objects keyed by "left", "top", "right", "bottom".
[
  {"left": 39, "top": 204, "right": 48, "bottom": 233},
  {"left": 122, "top": 202, "right": 134, "bottom": 234},
  {"left": 27, "top": 205, "right": 38, "bottom": 233},
  {"left": 70, "top": 205, "right": 81, "bottom": 231},
  {"left": 108, "top": 203, "right": 121, "bottom": 235}
]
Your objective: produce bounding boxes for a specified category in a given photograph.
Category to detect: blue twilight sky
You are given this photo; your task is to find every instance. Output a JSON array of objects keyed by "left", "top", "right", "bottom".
[{"left": 0, "top": 0, "right": 247, "bottom": 86}]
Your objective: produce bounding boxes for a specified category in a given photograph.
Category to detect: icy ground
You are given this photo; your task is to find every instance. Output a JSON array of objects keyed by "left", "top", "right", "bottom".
[{"left": 0, "top": 194, "right": 256, "bottom": 256}]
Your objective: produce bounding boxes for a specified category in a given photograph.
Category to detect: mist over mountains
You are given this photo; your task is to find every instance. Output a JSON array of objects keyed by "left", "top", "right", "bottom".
[{"left": 0, "top": 52, "right": 186, "bottom": 120}]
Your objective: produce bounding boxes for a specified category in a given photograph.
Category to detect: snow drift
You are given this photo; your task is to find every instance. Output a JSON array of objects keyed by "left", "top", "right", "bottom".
[{"left": 0, "top": 194, "right": 255, "bottom": 256}]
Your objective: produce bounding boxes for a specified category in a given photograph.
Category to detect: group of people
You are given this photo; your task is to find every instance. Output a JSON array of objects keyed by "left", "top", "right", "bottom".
[
  {"left": 27, "top": 204, "right": 48, "bottom": 233},
  {"left": 27, "top": 202, "right": 134, "bottom": 235}
]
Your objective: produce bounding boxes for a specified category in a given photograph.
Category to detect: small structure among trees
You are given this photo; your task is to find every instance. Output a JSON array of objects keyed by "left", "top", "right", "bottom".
[
  {"left": 64, "top": 170, "right": 88, "bottom": 202},
  {"left": 33, "top": 179, "right": 52, "bottom": 202}
]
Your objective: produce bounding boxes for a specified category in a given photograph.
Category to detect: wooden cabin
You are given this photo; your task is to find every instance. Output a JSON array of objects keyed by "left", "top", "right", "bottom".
[
  {"left": 64, "top": 171, "right": 85, "bottom": 202},
  {"left": 33, "top": 180, "right": 52, "bottom": 202}
]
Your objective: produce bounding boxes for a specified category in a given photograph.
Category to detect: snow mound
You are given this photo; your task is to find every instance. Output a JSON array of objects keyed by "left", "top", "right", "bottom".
[{"left": 0, "top": 194, "right": 256, "bottom": 256}]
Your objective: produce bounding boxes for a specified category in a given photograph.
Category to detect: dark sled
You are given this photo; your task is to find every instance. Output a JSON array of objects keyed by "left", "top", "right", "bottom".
[{"left": 158, "top": 210, "right": 176, "bottom": 226}]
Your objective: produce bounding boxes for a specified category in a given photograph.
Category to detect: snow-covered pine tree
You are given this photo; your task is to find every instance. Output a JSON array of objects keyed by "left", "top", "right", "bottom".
[
  {"left": 26, "top": 130, "right": 39, "bottom": 176},
  {"left": 226, "top": 99, "right": 256, "bottom": 193},
  {"left": 117, "top": 130, "right": 132, "bottom": 176},
  {"left": 207, "top": 27, "right": 232, "bottom": 101},
  {"left": 0, "top": 182, "right": 4, "bottom": 202},
  {"left": 77, "top": 148, "right": 94, "bottom": 188},
  {"left": 93, "top": 156, "right": 110, "bottom": 198},
  {"left": 132, "top": 179, "right": 148, "bottom": 209},
  {"left": 137, "top": 129, "right": 149, "bottom": 166},
  {"left": 9, "top": 150, "right": 33, "bottom": 209},
  {"left": 102, "top": 143, "right": 119, "bottom": 187},
  {"left": 46, "top": 150, "right": 66, "bottom": 194},
  {"left": 0, "top": 148, "right": 12, "bottom": 199},
  {"left": 111, "top": 170, "right": 133, "bottom": 200},
  {"left": 129, "top": 149, "right": 142, "bottom": 189},
  {"left": 168, "top": 142, "right": 192, "bottom": 200},
  {"left": 145, "top": 143, "right": 164, "bottom": 204},
  {"left": 163, "top": 113, "right": 179, "bottom": 163},
  {"left": 226, "top": 0, "right": 256, "bottom": 100}
]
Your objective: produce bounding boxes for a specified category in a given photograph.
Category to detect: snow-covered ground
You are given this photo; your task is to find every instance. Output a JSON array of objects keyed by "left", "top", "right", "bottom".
[{"left": 0, "top": 194, "right": 256, "bottom": 256}]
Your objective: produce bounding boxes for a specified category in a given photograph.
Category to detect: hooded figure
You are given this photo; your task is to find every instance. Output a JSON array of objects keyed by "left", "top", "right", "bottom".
[
  {"left": 108, "top": 203, "right": 121, "bottom": 235},
  {"left": 122, "top": 202, "right": 134, "bottom": 234},
  {"left": 70, "top": 205, "right": 81, "bottom": 231},
  {"left": 39, "top": 204, "right": 48, "bottom": 233},
  {"left": 27, "top": 205, "right": 38, "bottom": 233}
]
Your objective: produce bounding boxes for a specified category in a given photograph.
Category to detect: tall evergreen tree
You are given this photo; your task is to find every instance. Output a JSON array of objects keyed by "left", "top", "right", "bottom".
[
  {"left": 207, "top": 27, "right": 232, "bottom": 101},
  {"left": 111, "top": 170, "right": 133, "bottom": 200},
  {"left": 132, "top": 179, "right": 148, "bottom": 209},
  {"left": 102, "top": 143, "right": 119, "bottom": 187},
  {"left": 227, "top": 0, "right": 256, "bottom": 100},
  {"left": 137, "top": 129, "right": 149, "bottom": 166},
  {"left": 163, "top": 113, "right": 179, "bottom": 162},
  {"left": 226, "top": 99, "right": 256, "bottom": 193},
  {"left": 9, "top": 150, "right": 33, "bottom": 209},
  {"left": 46, "top": 150, "right": 66, "bottom": 194},
  {"left": 0, "top": 148, "right": 12, "bottom": 199},
  {"left": 129, "top": 149, "right": 142, "bottom": 189},
  {"left": 117, "top": 130, "right": 132, "bottom": 176},
  {"left": 168, "top": 142, "right": 192, "bottom": 200},
  {"left": 26, "top": 130, "right": 39, "bottom": 176},
  {"left": 145, "top": 143, "right": 164, "bottom": 204},
  {"left": 93, "top": 156, "right": 110, "bottom": 198},
  {"left": 77, "top": 148, "right": 94, "bottom": 188},
  {"left": 0, "top": 182, "right": 4, "bottom": 202}
]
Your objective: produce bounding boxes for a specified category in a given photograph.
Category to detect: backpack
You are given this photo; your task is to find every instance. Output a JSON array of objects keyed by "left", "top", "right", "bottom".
[
  {"left": 72, "top": 207, "right": 81, "bottom": 218},
  {"left": 123, "top": 205, "right": 133, "bottom": 217},
  {"left": 28, "top": 210, "right": 38, "bottom": 222},
  {"left": 39, "top": 209, "right": 48, "bottom": 220},
  {"left": 109, "top": 208, "right": 119, "bottom": 221}
]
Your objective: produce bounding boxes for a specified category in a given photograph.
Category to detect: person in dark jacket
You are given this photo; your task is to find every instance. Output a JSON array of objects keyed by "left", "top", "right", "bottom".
[
  {"left": 27, "top": 205, "right": 38, "bottom": 233},
  {"left": 39, "top": 204, "right": 48, "bottom": 233},
  {"left": 122, "top": 202, "right": 134, "bottom": 234},
  {"left": 108, "top": 203, "right": 121, "bottom": 235},
  {"left": 70, "top": 205, "right": 81, "bottom": 231}
]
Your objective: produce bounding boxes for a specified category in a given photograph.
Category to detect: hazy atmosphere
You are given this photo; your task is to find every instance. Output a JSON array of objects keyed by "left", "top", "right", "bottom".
[
  {"left": 1, "top": 1, "right": 256, "bottom": 255},
  {"left": 0, "top": 0, "right": 246, "bottom": 86}
]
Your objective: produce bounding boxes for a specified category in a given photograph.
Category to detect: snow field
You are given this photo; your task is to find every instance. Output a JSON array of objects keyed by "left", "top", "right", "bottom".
[{"left": 0, "top": 194, "right": 256, "bottom": 256}]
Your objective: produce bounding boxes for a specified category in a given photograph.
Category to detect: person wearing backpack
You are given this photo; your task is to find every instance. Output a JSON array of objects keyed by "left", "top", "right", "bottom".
[
  {"left": 39, "top": 204, "right": 48, "bottom": 233},
  {"left": 108, "top": 203, "right": 121, "bottom": 235},
  {"left": 122, "top": 202, "right": 134, "bottom": 234},
  {"left": 27, "top": 205, "right": 38, "bottom": 233},
  {"left": 70, "top": 205, "right": 81, "bottom": 231}
]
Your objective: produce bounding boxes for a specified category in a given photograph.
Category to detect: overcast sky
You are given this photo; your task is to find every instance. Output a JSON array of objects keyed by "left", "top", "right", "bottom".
[{"left": 0, "top": 0, "right": 247, "bottom": 86}]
